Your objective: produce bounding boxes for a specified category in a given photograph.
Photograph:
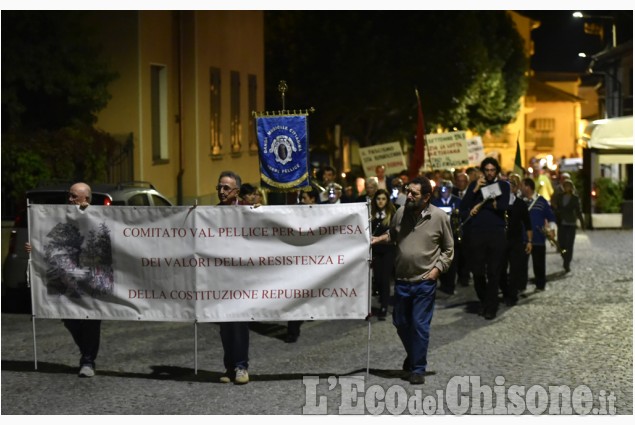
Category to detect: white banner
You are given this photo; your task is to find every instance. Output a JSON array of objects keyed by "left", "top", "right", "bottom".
[
  {"left": 427, "top": 131, "right": 469, "bottom": 169},
  {"left": 28, "top": 204, "right": 371, "bottom": 322},
  {"left": 358, "top": 141, "right": 407, "bottom": 177}
]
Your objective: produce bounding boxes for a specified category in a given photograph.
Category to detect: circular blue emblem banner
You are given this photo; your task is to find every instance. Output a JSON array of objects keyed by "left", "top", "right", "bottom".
[{"left": 256, "top": 115, "right": 310, "bottom": 191}]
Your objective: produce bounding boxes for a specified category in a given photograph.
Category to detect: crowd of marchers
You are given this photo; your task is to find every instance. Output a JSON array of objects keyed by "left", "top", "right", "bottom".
[{"left": 25, "top": 159, "right": 583, "bottom": 387}]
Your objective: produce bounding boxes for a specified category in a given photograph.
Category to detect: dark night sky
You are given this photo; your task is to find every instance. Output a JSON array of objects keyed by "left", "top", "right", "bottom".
[{"left": 517, "top": 10, "right": 633, "bottom": 73}]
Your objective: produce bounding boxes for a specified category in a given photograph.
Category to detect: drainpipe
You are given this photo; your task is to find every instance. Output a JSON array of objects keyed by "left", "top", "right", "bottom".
[{"left": 176, "top": 11, "right": 184, "bottom": 205}]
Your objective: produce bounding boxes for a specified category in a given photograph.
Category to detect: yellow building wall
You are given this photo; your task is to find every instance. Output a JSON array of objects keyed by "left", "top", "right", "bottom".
[
  {"left": 525, "top": 101, "right": 581, "bottom": 162},
  {"left": 93, "top": 11, "right": 264, "bottom": 205},
  {"left": 137, "top": 11, "right": 180, "bottom": 200},
  {"left": 91, "top": 12, "right": 140, "bottom": 142},
  {"left": 193, "top": 11, "right": 263, "bottom": 205},
  {"left": 500, "top": 12, "right": 583, "bottom": 172},
  {"left": 545, "top": 81, "right": 580, "bottom": 97}
]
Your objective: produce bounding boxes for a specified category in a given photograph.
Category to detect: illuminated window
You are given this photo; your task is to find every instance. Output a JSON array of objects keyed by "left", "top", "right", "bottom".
[
  {"left": 230, "top": 70, "right": 241, "bottom": 153},
  {"left": 210, "top": 67, "right": 221, "bottom": 155},
  {"left": 248, "top": 74, "right": 257, "bottom": 152},
  {"left": 530, "top": 118, "right": 556, "bottom": 149}
]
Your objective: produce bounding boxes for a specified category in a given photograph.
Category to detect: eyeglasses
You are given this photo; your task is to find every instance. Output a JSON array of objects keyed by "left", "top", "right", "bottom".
[{"left": 216, "top": 185, "right": 237, "bottom": 192}]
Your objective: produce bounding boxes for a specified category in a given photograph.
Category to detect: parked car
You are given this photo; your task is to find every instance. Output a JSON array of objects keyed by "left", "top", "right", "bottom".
[{"left": 1, "top": 181, "right": 172, "bottom": 313}]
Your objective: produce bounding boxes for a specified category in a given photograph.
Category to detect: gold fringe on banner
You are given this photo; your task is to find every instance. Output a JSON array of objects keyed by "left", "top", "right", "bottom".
[
  {"left": 252, "top": 107, "right": 315, "bottom": 118},
  {"left": 261, "top": 172, "right": 310, "bottom": 190}
]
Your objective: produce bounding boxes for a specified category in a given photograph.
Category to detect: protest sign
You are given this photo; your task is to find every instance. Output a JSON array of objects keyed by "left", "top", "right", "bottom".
[
  {"left": 358, "top": 142, "right": 406, "bottom": 176},
  {"left": 28, "top": 204, "right": 370, "bottom": 322},
  {"left": 427, "top": 131, "right": 469, "bottom": 169}
]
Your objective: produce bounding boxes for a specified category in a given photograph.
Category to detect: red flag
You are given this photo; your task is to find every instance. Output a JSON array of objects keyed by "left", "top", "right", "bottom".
[{"left": 409, "top": 88, "right": 425, "bottom": 180}]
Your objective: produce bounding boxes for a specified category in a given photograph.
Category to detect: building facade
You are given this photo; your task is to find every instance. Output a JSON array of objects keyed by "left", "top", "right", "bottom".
[{"left": 90, "top": 11, "right": 264, "bottom": 205}]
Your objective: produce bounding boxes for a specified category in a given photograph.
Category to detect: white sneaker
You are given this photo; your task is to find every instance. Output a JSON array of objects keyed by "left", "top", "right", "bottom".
[
  {"left": 234, "top": 367, "right": 249, "bottom": 385},
  {"left": 79, "top": 365, "right": 95, "bottom": 377}
]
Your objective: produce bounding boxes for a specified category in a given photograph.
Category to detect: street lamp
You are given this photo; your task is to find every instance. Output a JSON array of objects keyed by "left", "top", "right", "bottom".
[{"left": 572, "top": 11, "right": 617, "bottom": 48}]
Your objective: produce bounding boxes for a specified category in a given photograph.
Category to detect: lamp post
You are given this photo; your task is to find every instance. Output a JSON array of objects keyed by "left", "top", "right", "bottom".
[{"left": 572, "top": 11, "right": 617, "bottom": 49}]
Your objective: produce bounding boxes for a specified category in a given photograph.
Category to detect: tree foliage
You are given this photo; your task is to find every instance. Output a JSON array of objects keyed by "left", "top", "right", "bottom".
[
  {"left": 1, "top": 126, "right": 121, "bottom": 205},
  {"left": 1, "top": 11, "right": 120, "bottom": 209},
  {"left": 2, "top": 11, "right": 118, "bottom": 131},
  {"left": 265, "top": 11, "right": 528, "bottom": 148}
]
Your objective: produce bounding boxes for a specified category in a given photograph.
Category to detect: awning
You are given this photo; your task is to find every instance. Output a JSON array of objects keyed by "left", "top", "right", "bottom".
[{"left": 580, "top": 116, "right": 634, "bottom": 150}]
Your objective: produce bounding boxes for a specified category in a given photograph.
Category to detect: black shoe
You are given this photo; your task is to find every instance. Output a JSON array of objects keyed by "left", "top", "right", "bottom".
[
  {"left": 409, "top": 373, "right": 425, "bottom": 385},
  {"left": 564, "top": 264, "right": 571, "bottom": 273},
  {"left": 284, "top": 334, "right": 298, "bottom": 343},
  {"left": 402, "top": 357, "right": 410, "bottom": 371},
  {"left": 436, "top": 289, "right": 455, "bottom": 300},
  {"left": 377, "top": 307, "right": 387, "bottom": 321},
  {"left": 484, "top": 311, "right": 496, "bottom": 320},
  {"left": 504, "top": 298, "right": 517, "bottom": 307}
]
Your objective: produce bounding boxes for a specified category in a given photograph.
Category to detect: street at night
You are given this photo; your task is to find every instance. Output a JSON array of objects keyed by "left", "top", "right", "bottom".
[{"left": 1, "top": 229, "right": 632, "bottom": 415}]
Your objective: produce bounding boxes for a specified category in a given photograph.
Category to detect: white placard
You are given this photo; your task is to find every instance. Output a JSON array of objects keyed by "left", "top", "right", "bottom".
[
  {"left": 481, "top": 183, "right": 502, "bottom": 200},
  {"left": 427, "top": 131, "right": 469, "bottom": 169},
  {"left": 358, "top": 141, "right": 407, "bottom": 177}
]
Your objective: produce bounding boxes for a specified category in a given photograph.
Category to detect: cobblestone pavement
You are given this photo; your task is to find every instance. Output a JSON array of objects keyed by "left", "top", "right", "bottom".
[{"left": 1, "top": 229, "right": 632, "bottom": 415}]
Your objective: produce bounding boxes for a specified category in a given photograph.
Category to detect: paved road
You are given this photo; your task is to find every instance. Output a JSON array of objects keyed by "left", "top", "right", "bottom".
[{"left": 1, "top": 229, "right": 632, "bottom": 415}]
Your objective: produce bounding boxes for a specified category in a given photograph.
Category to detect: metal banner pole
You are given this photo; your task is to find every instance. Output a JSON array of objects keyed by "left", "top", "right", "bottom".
[
  {"left": 194, "top": 320, "right": 198, "bottom": 375},
  {"left": 26, "top": 200, "right": 38, "bottom": 370},
  {"left": 366, "top": 200, "right": 372, "bottom": 379}
]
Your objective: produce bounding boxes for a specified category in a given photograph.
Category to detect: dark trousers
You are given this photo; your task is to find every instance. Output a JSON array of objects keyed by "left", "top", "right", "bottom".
[
  {"left": 287, "top": 321, "right": 303, "bottom": 337},
  {"left": 439, "top": 241, "right": 458, "bottom": 293},
  {"left": 500, "top": 239, "right": 528, "bottom": 301},
  {"left": 468, "top": 228, "right": 506, "bottom": 315},
  {"left": 220, "top": 322, "right": 249, "bottom": 370},
  {"left": 63, "top": 319, "right": 101, "bottom": 368},
  {"left": 558, "top": 225, "right": 576, "bottom": 269},
  {"left": 393, "top": 279, "right": 436, "bottom": 375},
  {"left": 373, "top": 248, "right": 395, "bottom": 311},
  {"left": 455, "top": 240, "right": 470, "bottom": 286},
  {"left": 527, "top": 245, "right": 547, "bottom": 289}
]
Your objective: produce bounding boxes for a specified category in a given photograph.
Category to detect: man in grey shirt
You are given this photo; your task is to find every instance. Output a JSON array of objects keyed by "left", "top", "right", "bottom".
[{"left": 372, "top": 176, "right": 453, "bottom": 384}]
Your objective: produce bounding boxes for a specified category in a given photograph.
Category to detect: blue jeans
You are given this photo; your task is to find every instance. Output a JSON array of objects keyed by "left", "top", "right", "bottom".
[{"left": 393, "top": 279, "right": 436, "bottom": 375}]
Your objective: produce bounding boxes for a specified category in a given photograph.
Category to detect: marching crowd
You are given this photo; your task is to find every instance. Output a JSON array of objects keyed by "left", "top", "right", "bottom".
[
  {"left": 27, "top": 158, "right": 584, "bottom": 386},
  {"left": 310, "top": 159, "right": 583, "bottom": 384}
]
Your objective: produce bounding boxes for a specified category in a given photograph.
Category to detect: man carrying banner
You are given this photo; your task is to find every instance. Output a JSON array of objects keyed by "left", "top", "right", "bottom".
[
  {"left": 215, "top": 170, "right": 250, "bottom": 385},
  {"left": 371, "top": 176, "right": 453, "bottom": 385},
  {"left": 26, "top": 182, "right": 101, "bottom": 378}
]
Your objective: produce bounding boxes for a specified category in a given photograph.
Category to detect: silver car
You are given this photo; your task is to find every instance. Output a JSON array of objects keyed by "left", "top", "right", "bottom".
[{"left": 1, "top": 181, "right": 172, "bottom": 312}]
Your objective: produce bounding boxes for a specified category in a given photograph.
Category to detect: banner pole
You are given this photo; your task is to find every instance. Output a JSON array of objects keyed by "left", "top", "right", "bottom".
[
  {"left": 26, "top": 200, "right": 38, "bottom": 370},
  {"left": 366, "top": 200, "right": 372, "bottom": 379},
  {"left": 278, "top": 80, "right": 287, "bottom": 112},
  {"left": 194, "top": 320, "right": 198, "bottom": 375},
  {"left": 32, "top": 312, "right": 38, "bottom": 370}
]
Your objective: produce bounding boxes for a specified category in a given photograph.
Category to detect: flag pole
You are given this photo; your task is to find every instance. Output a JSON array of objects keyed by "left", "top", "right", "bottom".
[
  {"left": 513, "top": 131, "right": 524, "bottom": 176},
  {"left": 410, "top": 87, "right": 426, "bottom": 180}
]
